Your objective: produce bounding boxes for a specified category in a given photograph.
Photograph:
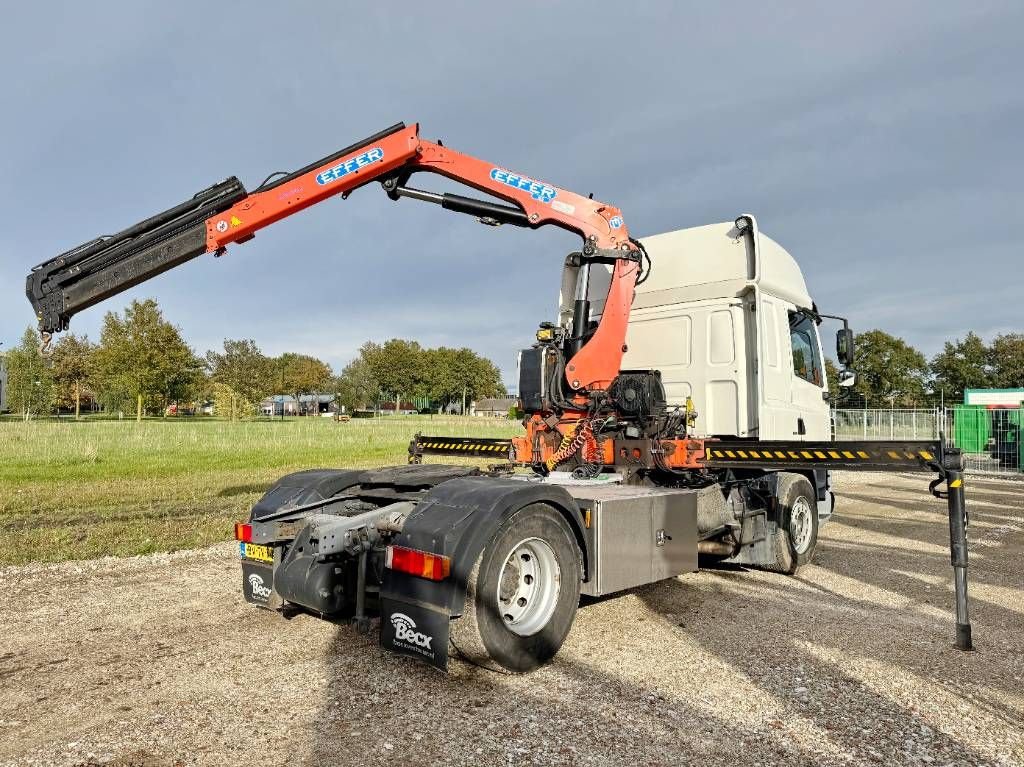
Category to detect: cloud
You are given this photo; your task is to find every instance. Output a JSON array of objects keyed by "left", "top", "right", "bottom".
[{"left": 2, "top": 1, "right": 1021, "bottom": 375}]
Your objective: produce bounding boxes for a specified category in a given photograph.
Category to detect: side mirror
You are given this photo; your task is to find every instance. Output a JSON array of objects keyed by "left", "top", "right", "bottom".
[
  {"left": 838, "top": 369, "right": 856, "bottom": 388},
  {"left": 836, "top": 328, "right": 855, "bottom": 367}
]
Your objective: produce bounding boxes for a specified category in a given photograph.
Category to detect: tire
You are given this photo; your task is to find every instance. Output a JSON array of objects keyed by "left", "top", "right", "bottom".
[
  {"left": 766, "top": 474, "right": 819, "bottom": 575},
  {"left": 450, "top": 503, "right": 582, "bottom": 673}
]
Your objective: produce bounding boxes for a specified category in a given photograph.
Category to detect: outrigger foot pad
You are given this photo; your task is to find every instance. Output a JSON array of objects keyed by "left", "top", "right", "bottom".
[{"left": 956, "top": 622, "right": 974, "bottom": 651}]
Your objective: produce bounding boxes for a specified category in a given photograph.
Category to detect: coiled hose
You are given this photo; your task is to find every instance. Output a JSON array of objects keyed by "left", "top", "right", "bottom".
[{"left": 544, "top": 419, "right": 606, "bottom": 478}]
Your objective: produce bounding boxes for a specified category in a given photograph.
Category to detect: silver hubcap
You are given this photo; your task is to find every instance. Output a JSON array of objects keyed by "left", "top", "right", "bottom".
[
  {"left": 790, "top": 496, "right": 813, "bottom": 554},
  {"left": 497, "top": 537, "right": 561, "bottom": 637}
]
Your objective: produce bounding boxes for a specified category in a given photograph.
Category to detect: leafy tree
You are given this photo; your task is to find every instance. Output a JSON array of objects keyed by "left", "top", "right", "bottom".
[
  {"left": 50, "top": 333, "right": 95, "bottom": 417},
  {"left": 930, "top": 332, "right": 991, "bottom": 401},
  {"left": 361, "top": 339, "right": 427, "bottom": 408},
  {"left": 851, "top": 329, "right": 929, "bottom": 406},
  {"left": 275, "top": 352, "right": 332, "bottom": 398},
  {"left": 989, "top": 333, "right": 1024, "bottom": 390},
  {"left": 5, "top": 327, "right": 54, "bottom": 419},
  {"left": 210, "top": 382, "right": 258, "bottom": 420},
  {"left": 824, "top": 358, "right": 840, "bottom": 402},
  {"left": 355, "top": 339, "right": 504, "bottom": 413},
  {"left": 424, "top": 346, "right": 504, "bottom": 410},
  {"left": 205, "top": 339, "right": 274, "bottom": 405},
  {"left": 94, "top": 299, "right": 201, "bottom": 420},
  {"left": 332, "top": 357, "right": 379, "bottom": 412}
]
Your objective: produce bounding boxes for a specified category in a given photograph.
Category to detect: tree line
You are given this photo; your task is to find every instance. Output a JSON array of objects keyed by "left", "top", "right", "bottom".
[
  {"left": 5, "top": 298, "right": 1021, "bottom": 418},
  {"left": 2, "top": 299, "right": 505, "bottom": 419},
  {"left": 828, "top": 329, "right": 1024, "bottom": 407}
]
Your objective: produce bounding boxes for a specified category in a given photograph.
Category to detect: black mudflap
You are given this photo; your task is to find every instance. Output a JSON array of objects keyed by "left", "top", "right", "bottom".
[
  {"left": 380, "top": 597, "right": 450, "bottom": 671},
  {"left": 241, "top": 560, "right": 276, "bottom": 608}
]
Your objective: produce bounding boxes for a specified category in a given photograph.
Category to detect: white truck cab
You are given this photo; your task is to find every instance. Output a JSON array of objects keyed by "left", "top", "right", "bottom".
[{"left": 562, "top": 215, "right": 831, "bottom": 442}]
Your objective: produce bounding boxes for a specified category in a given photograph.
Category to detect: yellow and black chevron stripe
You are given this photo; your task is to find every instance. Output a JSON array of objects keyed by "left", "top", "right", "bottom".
[
  {"left": 703, "top": 441, "right": 940, "bottom": 471},
  {"left": 411, "top": 436, "right": 513, "bottom": 456},
  {"left": 417, "top": 441, "right": 510, "bottom": 452}
]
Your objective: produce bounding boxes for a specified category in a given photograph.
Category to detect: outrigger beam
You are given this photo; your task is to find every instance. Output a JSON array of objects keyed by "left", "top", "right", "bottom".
[
  {"left": 706, "top": 439, "right": 973, "bottom": 651},
  {"left": 411, "top": 433, "right": 974, "bottom": 651}
]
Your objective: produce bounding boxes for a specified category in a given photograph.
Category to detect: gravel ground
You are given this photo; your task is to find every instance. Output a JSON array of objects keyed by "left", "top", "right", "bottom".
[{"left": 1, "top": 471, "right": 1022, "bottom": 767}]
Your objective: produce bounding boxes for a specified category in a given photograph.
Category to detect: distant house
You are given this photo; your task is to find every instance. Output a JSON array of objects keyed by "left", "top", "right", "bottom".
[
  {"left": 298, "top": 394, "right": 337, "bottom": 416},
  {"left": 260, "top": 394, "right": 299, "bottom": 416},
  {"left": 473, "top": 396, "right": 519, "bottom": 418}
]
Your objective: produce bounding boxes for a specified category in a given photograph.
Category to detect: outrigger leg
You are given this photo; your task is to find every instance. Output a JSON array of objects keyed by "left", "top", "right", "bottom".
[{"left": 930, "top": 446, "right": 973, "bottom": 650}]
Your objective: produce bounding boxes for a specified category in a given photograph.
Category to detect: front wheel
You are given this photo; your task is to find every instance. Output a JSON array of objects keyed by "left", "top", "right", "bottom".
[
  {"left": 766, "top": 474, "right": 819, "bottom": 575},
  {"left": 451, "top": 503, "right": 581, "bottom": 673}
]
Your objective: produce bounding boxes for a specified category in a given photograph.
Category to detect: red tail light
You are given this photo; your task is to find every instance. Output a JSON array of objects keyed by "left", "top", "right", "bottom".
[
  {"left": 234, "top": 522, "right": 253, "bottom": 542},
  {"left": 385, "top": 545, "right": 451, "bottom": 581}
]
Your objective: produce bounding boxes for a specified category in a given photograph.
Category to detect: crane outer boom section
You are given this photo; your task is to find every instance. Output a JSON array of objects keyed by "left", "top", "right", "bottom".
[
  {"left": 205, "top": 123, "right": 637, "bottom": 392},
  {"left": 206, "top": 123, "right": 632, "bottom": 254},
  {"left": 203, "top": 124, "right": 421, "bottom": 250},
  {"left": 28, "top": 120, "right": 638, "bottom": 391}
]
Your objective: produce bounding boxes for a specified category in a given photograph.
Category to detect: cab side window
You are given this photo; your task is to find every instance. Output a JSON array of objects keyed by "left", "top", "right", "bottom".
[{"left": 789, "top": 311, "right": 822, "bottom": 386}]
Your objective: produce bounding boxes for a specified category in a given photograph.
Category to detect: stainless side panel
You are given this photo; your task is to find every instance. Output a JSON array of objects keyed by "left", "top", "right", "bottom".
[{"left": 568, "top": 486, "right": 697, "bottom": 597}]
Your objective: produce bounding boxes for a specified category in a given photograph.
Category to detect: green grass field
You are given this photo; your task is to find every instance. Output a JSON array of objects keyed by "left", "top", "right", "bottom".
[{"left": 0, "top": 416, "right": 520, "bottom": 566}]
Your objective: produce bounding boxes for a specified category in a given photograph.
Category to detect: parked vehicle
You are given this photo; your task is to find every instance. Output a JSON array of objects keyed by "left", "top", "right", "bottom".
[{"left": 26, "top": 121, "right": 972, "bottom": 671}]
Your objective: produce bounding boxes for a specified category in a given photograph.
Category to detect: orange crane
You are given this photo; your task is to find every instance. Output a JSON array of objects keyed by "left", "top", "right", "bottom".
[{"left": 26, "top": 122, "right": 972, "bottom": 672}]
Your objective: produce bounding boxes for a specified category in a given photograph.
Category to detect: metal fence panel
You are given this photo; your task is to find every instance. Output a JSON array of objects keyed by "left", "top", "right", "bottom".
[
  {"left": 831, "top": 408, "right": 946, "bottom": 441},
  {"left": 831, "top": 407, "right": 1024, "bottom": 476}
]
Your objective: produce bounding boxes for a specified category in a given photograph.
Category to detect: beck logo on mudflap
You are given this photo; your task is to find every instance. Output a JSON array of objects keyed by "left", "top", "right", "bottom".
[
  {"left": 380, "top": 598, "right": 449, "bottom": 670},
  {"left": 390, "top": 613, "right": 433, "bottom": 650},
  {"left": 248, "top": 572, "right": 272, "bottom": 602}
]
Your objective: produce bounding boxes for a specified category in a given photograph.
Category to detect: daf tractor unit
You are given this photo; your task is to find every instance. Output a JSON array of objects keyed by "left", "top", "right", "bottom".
[{"left": 26, "top": 120, "right": 973, "bottom": 672}]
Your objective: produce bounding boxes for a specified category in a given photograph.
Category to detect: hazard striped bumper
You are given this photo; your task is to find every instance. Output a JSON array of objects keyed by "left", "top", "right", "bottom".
[
  {"left": 702, "top": 441, "right": 940, "bottom": 471},
  {"left": 408, "top": 434, "right": 514, "bottom": 463}
]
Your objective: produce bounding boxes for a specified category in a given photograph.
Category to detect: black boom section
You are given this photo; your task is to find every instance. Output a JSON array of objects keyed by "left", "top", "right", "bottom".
[
  {"left": 704, "top": 440, "right": 940, "bottom": 471},
  {"left": 26, "top": 177, "right": 247, "bottom": 333}
]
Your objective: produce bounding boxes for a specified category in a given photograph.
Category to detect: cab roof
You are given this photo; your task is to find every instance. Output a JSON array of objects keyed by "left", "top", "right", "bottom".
[{"left": 634, "top": 221, "right": 813, "bottom": 309}]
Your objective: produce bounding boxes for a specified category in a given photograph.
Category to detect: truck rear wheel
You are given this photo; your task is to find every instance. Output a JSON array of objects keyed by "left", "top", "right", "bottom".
[
  {"left": 451, "top": 503, "right": 581, "bottom": 673},
  {"left": 767, "top": 474, "right": 819, "bottom": 575}
]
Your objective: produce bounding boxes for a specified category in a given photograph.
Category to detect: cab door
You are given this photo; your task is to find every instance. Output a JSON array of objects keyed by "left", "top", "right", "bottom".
[{"left": 786, "top": 310, "right": 830, "bottom": 439}]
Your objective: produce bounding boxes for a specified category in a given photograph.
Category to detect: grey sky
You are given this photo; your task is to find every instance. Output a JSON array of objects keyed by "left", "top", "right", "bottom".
[{"left": 2, "top": 2, "right": 1020, "bottom": 387}]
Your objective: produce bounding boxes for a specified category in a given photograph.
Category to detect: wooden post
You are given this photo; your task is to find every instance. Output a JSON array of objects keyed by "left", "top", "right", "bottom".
[
  {"left": 74, "top": 381, "right": 80, "bottom": 420},
  {"left": 136, "top": 393, "right": 143, "bottom": 422}
]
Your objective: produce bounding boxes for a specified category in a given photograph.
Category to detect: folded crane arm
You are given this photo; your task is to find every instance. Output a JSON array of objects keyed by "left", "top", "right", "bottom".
[{"left": 27, "top": 121, "right": 639, "bottom": 391}]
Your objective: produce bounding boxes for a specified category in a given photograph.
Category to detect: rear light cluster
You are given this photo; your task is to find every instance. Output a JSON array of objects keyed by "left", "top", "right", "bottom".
[
  {"left": 385, "top": 545, "right": 451, "bottom": 581},
  {"left": 235, "top": 522, "right": 449, "bottom": 582}
]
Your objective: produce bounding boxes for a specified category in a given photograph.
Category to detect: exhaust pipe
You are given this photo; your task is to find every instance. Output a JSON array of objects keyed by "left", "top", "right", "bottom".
[{"left": 697, "top": 540, "right": 736, "bottom": 557}]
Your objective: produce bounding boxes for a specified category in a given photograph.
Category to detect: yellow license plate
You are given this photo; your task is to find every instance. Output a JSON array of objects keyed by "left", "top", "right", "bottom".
[{"left": 240, "top": 542, "right": 274, "bottom": 564}]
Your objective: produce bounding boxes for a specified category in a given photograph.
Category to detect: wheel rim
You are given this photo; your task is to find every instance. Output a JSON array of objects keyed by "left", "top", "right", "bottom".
[
  {"left": 790, "top": 496, "right": 813, "bottom": 554},
  {"left": 496, "top": 537, "right": 561, "bottom": 637}
]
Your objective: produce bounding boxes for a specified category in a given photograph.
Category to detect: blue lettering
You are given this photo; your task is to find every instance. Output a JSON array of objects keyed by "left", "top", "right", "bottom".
[
  {"left": 489, "top": 167, "right": 559, "bottom": 204},
  {"left": 316, "top": 147, "right": 385, "bottom": 186}
]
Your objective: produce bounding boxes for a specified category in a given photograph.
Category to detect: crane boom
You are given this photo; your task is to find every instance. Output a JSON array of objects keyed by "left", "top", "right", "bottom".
[{"left": 26, "top": 121, "right": 640, "bottom": 392}]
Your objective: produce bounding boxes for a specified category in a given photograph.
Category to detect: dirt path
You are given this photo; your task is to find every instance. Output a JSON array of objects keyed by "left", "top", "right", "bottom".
[{"left": 1, "top": 473, "right": 1022, "bottom": 766}]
